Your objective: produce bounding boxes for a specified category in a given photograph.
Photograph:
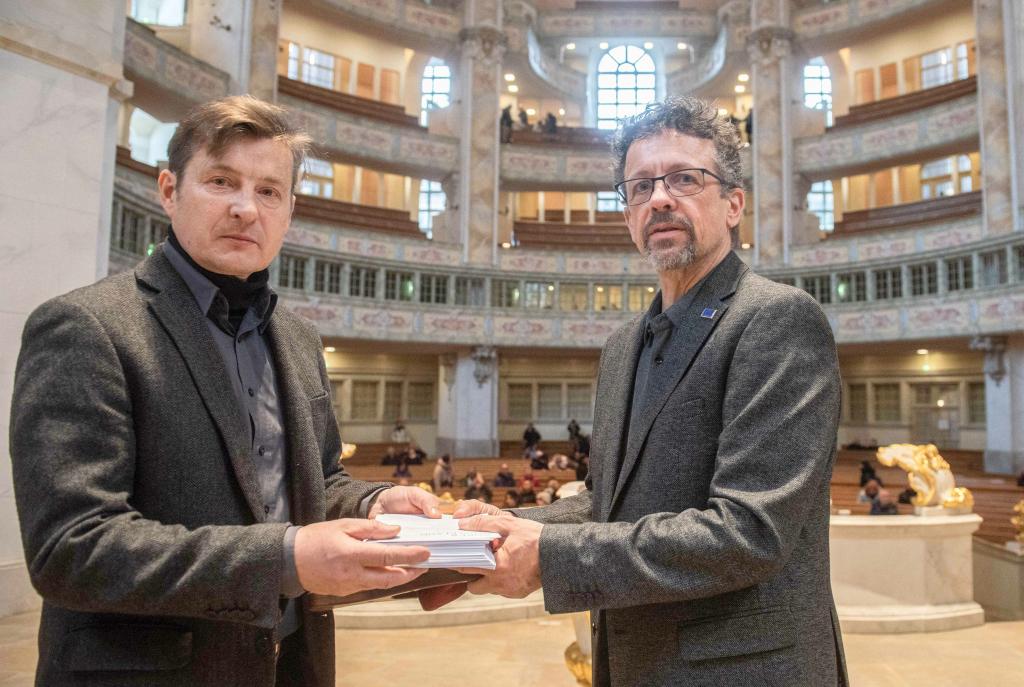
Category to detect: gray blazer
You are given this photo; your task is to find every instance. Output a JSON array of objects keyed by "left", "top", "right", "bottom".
[
  {"left": 518, "top": 252, "right": 849, "bottom": 687},
  {"left": 10, "top": 250, "right": 388, "bottom": 687}
]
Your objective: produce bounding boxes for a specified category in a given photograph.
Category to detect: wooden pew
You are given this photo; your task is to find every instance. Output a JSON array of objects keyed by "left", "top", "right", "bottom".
[
  {"left": 832, "top": 191, "right": 981, "bottom": 235},
  {"left": 278, "top": 76, "right": 422, "bottom": 129},
  {"left": 293, "top": 194, "right": 424, "bottom": 238},
  {"left": 831, "top": 76, "right": 977, "bottom": 130}
]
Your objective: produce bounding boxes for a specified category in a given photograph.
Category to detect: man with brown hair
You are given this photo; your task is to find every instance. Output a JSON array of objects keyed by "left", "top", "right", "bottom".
[{"left": 11, "top": 95, "right": 439, "bottom": 686}]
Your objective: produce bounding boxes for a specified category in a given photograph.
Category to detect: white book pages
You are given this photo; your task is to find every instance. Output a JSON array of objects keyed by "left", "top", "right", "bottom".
[{"left": 374, "top": 514, "right": 500, "bottom": 569}]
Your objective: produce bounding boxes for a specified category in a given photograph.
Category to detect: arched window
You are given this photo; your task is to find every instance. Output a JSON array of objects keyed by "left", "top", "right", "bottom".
[
  {"left": 420, "top": 58, "right": 451, "bottom": 126},
  {"left": 803, "top": 56, "right": 833, "bottom": 126},
  {"left": 596, "top": 45, "right": 656, "bottom": 130},
  {"left": 418, "top": 180, "right": 445, "bottom": 238}
]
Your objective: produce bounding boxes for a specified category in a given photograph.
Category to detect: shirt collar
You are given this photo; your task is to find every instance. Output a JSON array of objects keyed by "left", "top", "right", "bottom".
[
  {"left": 641, "top": 267, "right": 717, "bottom": 340},
  {"left": 162, "top": 239, "right": 278, "bottom": 335}
]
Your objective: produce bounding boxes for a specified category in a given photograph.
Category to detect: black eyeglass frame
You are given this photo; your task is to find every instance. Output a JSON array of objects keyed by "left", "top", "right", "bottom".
[{"left": 613, "top": 167, "right": 731, "bottom": 206}]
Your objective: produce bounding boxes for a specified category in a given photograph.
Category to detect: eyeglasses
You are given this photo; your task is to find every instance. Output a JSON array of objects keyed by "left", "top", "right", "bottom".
[{"left": 614, "top": 168, "right": 729, "bottom": 206}]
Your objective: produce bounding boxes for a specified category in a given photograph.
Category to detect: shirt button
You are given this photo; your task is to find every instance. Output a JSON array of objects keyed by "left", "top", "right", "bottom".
[
  {"left": 654, "top": 356, "right": 664, "bottom": 365},
  {"left": 258, "top": 446, "right": 266, "bottom": 456},
  {"left": 247, "top": 388, "right": 255, "bottom": 397}
]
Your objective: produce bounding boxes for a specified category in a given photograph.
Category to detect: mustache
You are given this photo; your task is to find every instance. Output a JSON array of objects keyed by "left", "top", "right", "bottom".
[{"left": 643, "top": 212, "right": 695, "bottom": 242}]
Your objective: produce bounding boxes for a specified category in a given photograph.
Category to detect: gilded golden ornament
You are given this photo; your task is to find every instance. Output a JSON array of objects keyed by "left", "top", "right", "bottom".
[
  {"left": 340, "top": 443, "right": 358, "bottom": 460},
  {"left": 564, "top": 641, "right": 592, "bottom": 686},
  {"left": 1012, "top": 500, "right": 1024, "bottom": 544},
  {"left": 876, "top": 444, "right": 972, "bottom": 513}
]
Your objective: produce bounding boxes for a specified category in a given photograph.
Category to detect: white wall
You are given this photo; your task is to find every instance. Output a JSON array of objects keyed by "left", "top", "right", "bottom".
[{"left": 0, "top": 0, "right": 126, "bottom": 617}]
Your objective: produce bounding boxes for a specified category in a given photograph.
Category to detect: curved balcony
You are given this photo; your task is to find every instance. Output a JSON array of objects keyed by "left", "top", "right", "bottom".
[
  {"left": 668, "top": 3, "right": 750, "bottom": 96},
  {"left": 123, "top": 18, "right": 230, "bottom": 121},
  {"left": 533, "top": 4, "right": 717, "bottom": 41},
  {"left": 794, "top": 0, "right": 952, "bottom": 50},
  {"left": 307, "top": 0, "right": 460, "bottom": 51},
  {"left": 795, "top": 90, "right": 977, "bottom": 180},
  {"left": 277, "top": 76, "right": 459, "bottom": 180}
]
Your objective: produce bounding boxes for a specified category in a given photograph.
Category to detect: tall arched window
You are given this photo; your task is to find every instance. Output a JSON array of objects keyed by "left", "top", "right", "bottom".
[
  {"left": 803, "top": 56, "right": 833, "bottom": 126},
  {"left": 596, "top": 45, "right": 656, "bottom": 130},
  {"left": 420, "top": 58, "right": 451, "bottom": 126},
  {"left": 807, "top": 181, "right": 834, "bottom": 232}
]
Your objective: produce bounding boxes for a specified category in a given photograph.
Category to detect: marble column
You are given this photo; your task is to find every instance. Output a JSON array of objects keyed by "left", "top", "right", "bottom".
[
  {"left": 747, "top": 0, "right": 794, "bottom": 267},
  {"left": 970, "top": 336, "right": 1024, "bottom": 475},
  {"left": 1003, "top": 0, "right": 1024, "bottom": 232},
  {"left": 183, "top": 0, "right": 279, "bottom": 98},
  {"left": 0, "top": 0, "right": 131, "bottom": 617},
  {"left": 457, "top": 0, "right": 506, "bottom": 266},
  {"left": 436, "top": 348, "right": 499, "bottom": 458},
  {"left": 975, "top": 0, "right": 1014, "bottom": 236},
  {"left": 248, "top": 0, "right": 281, "bottom": 102}
]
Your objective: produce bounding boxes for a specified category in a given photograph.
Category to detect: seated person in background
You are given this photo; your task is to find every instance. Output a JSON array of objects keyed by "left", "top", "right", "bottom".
[
  {"left": 897, "top": 487, "right": 916, "bottom": 504},
  {"left": 543, "top": 479, "right": 561, "bottom": 504},
  {"left": 494, "top": 463, "right": 516, "bottom": 487},
  {"left": 858, "top": 478, "right": 881, "bottom": 503},
  {"left": 523, "top": 422, "right": 541, "bottom": 450},
  {"left": 433, "top": 455, "right": 454, "bottom": 492},
  {"left": 870, "top": 489, "right": 900, "bottom": 515},
  {"left": 502, "top": 491, "right": 520, "bottom": 508},
  {"left": 536, "top": 491, "right": 552, "bottom": 506},
  {"left": 859, "top": 460, "right": 879, "bottom": 487},
  {"left": 547, "top": 453, "right": 572, "bottom": 471},
  {"left": 567, "top": 418, "right": 580, "bottom": 440},
  {"left": 381, "top": 446, "right": 400, "bottom": 465},
  {"left": 464, "top": 470, "right": 478, "bottom": 488},
  {"left": 392, "top": 456, "right": 413, "bottom": 479},
  {"left": 529, "top": 448, "right": 548, "bottom": 471},
  {"left": 406, "top": 444, "right": 426, "bottom": 465},
  {"left": 574, "top": 452, "right": 590, "bottom": 482},
  {"left": 517, "top": 479, "right": 538, "bottom": 505},
  {"left": 464, "top": 473, "right": 493, "bottom": 505},
  {"left": 390, "top": 419, "right": 409, "bottom": 444}
]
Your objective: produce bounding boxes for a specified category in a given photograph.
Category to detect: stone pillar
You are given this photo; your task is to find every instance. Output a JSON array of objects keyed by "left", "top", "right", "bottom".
[
  {"left": 247, "top": 0, "right": 281, "bottom": 101},
  {"left": 183, "top": 0, "right": 280, "bottom": 98},
  {"left": 0, "top": 0, "right": 131, "bottom": 616},
  {"left": 1003, "top": 0, "right": 1024, "bottom": 232},
  {"left": 457, "top": 0, "right": 506, "bottom": 266},
  {"left": 747, "top": 0, "right": 794, "bottom": 266},
  {"left": 436, "top": 348, "right": 499, "bottom": 458},
  {"left": 974, "top": 0, "right": 1014, "bottom": 236},
  {"left": 971, "top": 336, "right": 1024, "bottom": 475}
]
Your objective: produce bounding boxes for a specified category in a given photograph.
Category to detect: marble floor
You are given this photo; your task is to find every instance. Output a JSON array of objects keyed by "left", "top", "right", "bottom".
[{"left": 1, "top": 611, "right": 1022, "bottom": 686}]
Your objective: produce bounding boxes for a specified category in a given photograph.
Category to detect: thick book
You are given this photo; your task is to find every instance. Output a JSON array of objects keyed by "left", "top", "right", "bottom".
[{"left": 307, "top": 568, "right": 479, "bottom": 610}]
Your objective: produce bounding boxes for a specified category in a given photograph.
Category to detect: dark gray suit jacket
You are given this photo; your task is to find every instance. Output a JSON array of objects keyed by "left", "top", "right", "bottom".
[
  {"left": 10, "top": 250, "right": 389, "bottom": 686},
  {"left": 518, "top": 252, "right": 849, "bottom": 687}
]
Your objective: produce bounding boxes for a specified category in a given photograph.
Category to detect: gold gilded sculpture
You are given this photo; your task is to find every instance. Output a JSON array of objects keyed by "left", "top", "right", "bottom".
[
  {"left": 1012, "top": 500, "right": 1024, "bottom": 545},
  {"left": 340, "top": 443, "right": 358, "bottom": 460},
  {"left": 564, "top": 641, "right": 592, "bottom": 686},
  {"left": 875, "top": 444, "right": 973, "bottom": 514}
]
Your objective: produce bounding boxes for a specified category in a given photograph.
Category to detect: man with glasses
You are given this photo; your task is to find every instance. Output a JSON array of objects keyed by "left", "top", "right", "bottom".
[{"left": 450, "top": 97, "right": 848, "bottom": 686}]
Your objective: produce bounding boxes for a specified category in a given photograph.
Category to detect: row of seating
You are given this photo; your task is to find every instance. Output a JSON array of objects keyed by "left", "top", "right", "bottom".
[
  {"left": 278, "top": 76, "right": 422, "bottom": 129},
  {"left": 498, "top": 439, "right": 578, "bottom": 458},
  {"left": 832, "top": 191, "right": 982, "bottom": 235},
  {"left": 831, "top": 76, "right": 977, "bottom": 129},
  {"left": 292, "top": 194, "right": 424, "bottom": 238},
  {"left": 512, "top": 220, "right": 633, "bottom": 250},
  {"left": 521, "top": 209, "right": 623, "bottom": 224}
]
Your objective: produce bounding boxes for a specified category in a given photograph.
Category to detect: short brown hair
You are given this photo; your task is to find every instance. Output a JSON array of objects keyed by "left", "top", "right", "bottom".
[{"left": 167, "top": 95, "right": 312, "bottom": 191}]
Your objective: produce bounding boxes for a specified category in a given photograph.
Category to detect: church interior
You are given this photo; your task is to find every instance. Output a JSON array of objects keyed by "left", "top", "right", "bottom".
[{"left": 1, "top": 0, "right": 1024, "bottom": 684}]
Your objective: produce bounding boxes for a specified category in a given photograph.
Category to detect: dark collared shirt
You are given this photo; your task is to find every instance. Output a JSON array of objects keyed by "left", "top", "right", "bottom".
[
  {"left": 629, "top": 273, "right": 711, "bottom": 434},
  {"left": 163, "top": 241, "right": 303, "bottom": 637}
]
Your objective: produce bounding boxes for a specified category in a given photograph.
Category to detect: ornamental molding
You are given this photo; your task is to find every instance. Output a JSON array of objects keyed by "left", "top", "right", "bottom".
[
  {"left": 746, "top": 26, "right": 794, "bottom": 66},
  {"left": 459, "top": 26, "right": 508, "bottom": 65}
]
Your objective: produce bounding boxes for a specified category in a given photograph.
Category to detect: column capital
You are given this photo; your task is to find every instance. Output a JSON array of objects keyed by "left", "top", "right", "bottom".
[
  {"left": 459, "top": 26, "right": 508, "bottom": 66},
  {"left": 746, "top": 26, "right": 793, "bottom": 67},
  {"left": 969, "top": 335, "right": 1009, "bottom": 384},
  {"left": 470, "top": 346, "right": 498, "bottom": 386}
]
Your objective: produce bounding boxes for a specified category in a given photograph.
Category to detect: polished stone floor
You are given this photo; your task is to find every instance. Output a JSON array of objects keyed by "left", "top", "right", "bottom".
[{"left": 1, "top": 610, "right": 1022, "bottom": 686}]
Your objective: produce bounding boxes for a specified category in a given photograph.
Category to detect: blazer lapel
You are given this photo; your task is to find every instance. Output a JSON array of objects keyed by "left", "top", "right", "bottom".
[
  {"left": 266, "top": 316, "right": 326, "bottom": 526},
  {"left": 597, "top": 316, "right": 645, "bottom": 520},
  {"left": 610, "top": 253, "right": 748, "bottom": 512},
  {"left": 137, "top": 252, "right": 266, "bottom": 523}
]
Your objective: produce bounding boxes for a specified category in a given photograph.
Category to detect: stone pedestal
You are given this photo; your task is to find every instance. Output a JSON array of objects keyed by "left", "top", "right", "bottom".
[
  {"left": 436, "top": 348, "right": 499, "bottom": 458},
  {"left": 973, "top": 537, "right": 1024, "bottom": 620},
  {"left": 830, "top": 514, "right": 985, "bottom": 633},
  {"left": 747, "top": 0, "right": 793, "bottom": 267},
  {"left": 457, "top": 0, "right": 505, "bottom": 266},
  {"left": 0, "top": 0, "right": 130, "bottom": 617}
]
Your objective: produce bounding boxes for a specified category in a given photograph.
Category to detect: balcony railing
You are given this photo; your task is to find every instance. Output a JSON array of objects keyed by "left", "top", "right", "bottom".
[
  {"left": 293, "top": 195, "right": 424, "bottom": 239},
  {"left": 833, "top": 192, "right": 982, "bottom": 236},
  {"left": 513, "top": 220, "right": 632, "bottom": 250},
  {"left": 506, "top": 127, "right": 612, "bottom": 149},
  {"left": 832, "top": 76, "right": 977, "bottom": 130}
]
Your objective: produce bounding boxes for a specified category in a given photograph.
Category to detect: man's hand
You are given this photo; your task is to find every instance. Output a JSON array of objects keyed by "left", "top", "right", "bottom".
[
  {"left": 451, "top": 499, "right": 509, "bottom": 519},
  {"left": 294, "top": 519, "right": 429, "bottom": 597},
  {"left": 457, "top": 515, "right": 543, "bottom": 598},
  {"left": 369, "top": 485, "right": 441, "bottom": 519}
]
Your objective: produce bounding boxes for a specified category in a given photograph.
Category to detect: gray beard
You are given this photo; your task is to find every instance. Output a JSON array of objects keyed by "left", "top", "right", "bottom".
[{"left": 642, "top": 214, "right": 698, "bottom": 271}]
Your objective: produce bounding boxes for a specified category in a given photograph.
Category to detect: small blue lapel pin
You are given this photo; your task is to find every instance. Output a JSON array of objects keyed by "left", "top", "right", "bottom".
[{"left": 700, "top": 307, "right": 717, "bottom": 319}]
